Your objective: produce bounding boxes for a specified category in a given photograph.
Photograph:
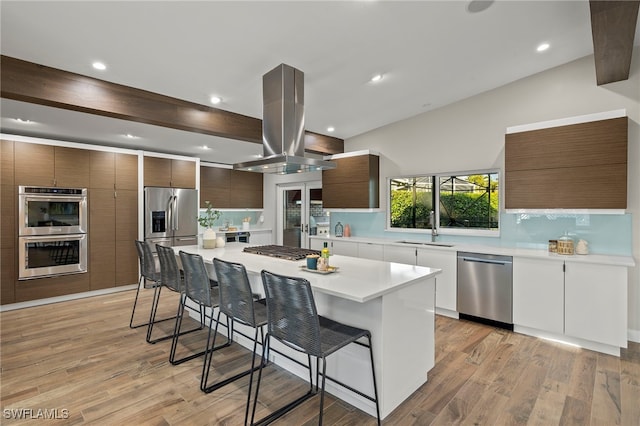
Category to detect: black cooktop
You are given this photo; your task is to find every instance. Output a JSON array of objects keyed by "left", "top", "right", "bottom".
[{"left": 242, "top": 245, "right": 321, "bottom": 261}]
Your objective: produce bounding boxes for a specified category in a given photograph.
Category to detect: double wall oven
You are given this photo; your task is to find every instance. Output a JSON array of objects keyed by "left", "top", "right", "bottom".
[{"left": 18, "top": 186, "right": 88, "bottom": 280}]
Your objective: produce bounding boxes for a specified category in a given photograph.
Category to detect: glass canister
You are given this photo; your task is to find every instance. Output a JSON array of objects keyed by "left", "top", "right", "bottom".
[
  {"left": 334, "top": 221, "right": 343, "bottom": 237},
  {"left": 557, "top": 232, "right": 574, "bottom": 255}
]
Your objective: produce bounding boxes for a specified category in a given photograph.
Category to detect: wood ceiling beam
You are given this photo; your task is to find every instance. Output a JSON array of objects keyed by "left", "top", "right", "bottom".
[
  {"left": 589, "top": 0, "right": 640, "bottom": 85},
  {"left": 0, "top": 55, "right": 344, "bottom": 155}
]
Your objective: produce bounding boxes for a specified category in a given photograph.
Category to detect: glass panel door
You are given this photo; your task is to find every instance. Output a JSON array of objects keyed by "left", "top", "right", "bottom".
[{"left": 277, "top": 181, "right": 322, "bottom": 249}]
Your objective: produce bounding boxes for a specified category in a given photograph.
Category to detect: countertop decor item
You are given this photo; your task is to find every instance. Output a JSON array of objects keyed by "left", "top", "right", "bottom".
[
  {"left": 335, "top": 221, "right": 343, "bottom": 237},
  {"left": 198, "top": 201, "right": 220, "bottom": 248},
  {"left": 557, "top": 232, "right": 575, "bottom": 255},
  {"left": 344, "top": 224, "right": 351, "bottom": 237},
  {"left": 299, "top": 265, "right": 338, "bottom": 274},
  {"left": 576, "top": 239, "right": 589, "bottom": 255}
]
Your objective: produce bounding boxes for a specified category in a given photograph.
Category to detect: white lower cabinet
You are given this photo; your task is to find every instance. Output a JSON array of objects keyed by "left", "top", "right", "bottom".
[
  {"left": 310, "top": 238, "right": 324, "bottom": 251},
  {"left": 329, "top": 240, "right": 359, "bottom": 257},
  {"left": 513, "top": 257, "right": 564, "bottom": 334},
  {"left": 564, "top": 262, "right": 627, "bottom": 348},
  {"left": 383, "top": 245, "right": 416, "bottom": 264},
  {"left": 358, "top": 242, "right": 384, "bottom": 260},
  {"left": 513, "top": 257, "right": 628, "bottom": 350},
  {"left": 417, "top": 248, "right": 457, "bottom": 312},
  {"left": 249, "top": 231, "right": 272, "bottom": 246},
  {"left": 310, "top": 238, "right": 359, "bottom": 257}
]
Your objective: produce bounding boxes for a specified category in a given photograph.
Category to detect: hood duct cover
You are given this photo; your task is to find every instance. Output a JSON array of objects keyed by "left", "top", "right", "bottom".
[{"left": 234, "top": 64, "right": 336, "bottom": 174}]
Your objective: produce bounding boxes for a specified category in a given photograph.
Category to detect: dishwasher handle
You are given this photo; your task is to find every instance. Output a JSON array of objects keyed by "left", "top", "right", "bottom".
[{"left": 460, "top": 256, "right": 512, "bottom": 265}]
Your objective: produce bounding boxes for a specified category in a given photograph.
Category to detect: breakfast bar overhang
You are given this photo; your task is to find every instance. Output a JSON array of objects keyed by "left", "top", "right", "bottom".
[{"left": 174, "top": 244, "right": 441, "bottom": 419}]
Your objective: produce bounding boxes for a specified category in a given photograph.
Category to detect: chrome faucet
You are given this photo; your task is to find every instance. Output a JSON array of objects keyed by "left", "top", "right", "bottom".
[{"left": 430, "top": 210, "right": 439, "bottom": 242}]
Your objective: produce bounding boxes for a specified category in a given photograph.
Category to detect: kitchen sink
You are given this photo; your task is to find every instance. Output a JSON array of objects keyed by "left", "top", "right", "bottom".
[{"left": 395, "top": 240, "right": 454, "bottom": 247}]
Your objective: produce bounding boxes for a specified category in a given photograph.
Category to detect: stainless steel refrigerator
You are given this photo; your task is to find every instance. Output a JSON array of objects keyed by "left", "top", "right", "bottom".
[{"left": 144, "top": 187, "right": 198, "bottom": 249}]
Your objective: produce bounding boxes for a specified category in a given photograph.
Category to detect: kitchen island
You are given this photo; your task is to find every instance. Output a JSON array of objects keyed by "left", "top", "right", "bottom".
[{"left": 175, "top": 243, "right": 441, "bottom": 419}]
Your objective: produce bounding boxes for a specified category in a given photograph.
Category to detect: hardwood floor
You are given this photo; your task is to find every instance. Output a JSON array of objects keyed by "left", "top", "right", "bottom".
[{"left": 1, "top": 289, "right": 639, "bottom": 425}]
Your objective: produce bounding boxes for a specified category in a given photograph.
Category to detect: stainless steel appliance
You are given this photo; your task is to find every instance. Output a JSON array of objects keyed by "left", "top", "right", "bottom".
[
  {"left": 312, "top": 216, "right": 330, "bottom": 236},
  {"left": 18, "top": 186, "right": 87, "bottom": 235},
  {"left": 144, "top": 187, "right": 198, "bottom": 249},
  {"left": 17, "top": 186, "right": 88, "bottom": 280},
  {"left": 243, "top": 245, "right": 320, "bottom": 261},
  {"left": 233, "top": 64, "right": 336, "bottom": 174},
  {"left": 225, "top": 232, "right": 250, "bottom": 243},
  {"left": 18, "top": 234, "right": 87, "bottom": 280},
  {"left": 457, "top": 251, "right": 513, "bottom": 327}
]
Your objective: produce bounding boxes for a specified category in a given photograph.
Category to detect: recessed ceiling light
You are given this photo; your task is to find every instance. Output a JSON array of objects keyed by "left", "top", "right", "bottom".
[
  {"left": 537, "top": 43, "right": 550, "bottom": 52},
  {"left": 210, "top": 96, "right": 222, "bottom": 105},
  {"left": 92, "top": 61, "right": 106, "bottom": 70},
  {"left": 15, "top": 118, "right": 32, "bottom": 124},
  {"left": 467, "top": 0, "right": 494, "bottom": 13},
  {"left": 370, "top": 74, "right": 383, "bottom": 83},
  {"left": 201, "top": 145, "right": 211, "bottom": 150},
  {"left": 124, "top": 133, "right": 138, "bottom": 139},
  {"left": 255, "top": 154, "right": 263, "bottom": 158},
  {"left": 327, "top": 126, "right": 335, "bottom": 133}
]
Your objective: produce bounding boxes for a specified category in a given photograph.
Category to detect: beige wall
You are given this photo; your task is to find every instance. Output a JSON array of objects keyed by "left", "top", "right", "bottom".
[{"left": 346, "top": 50, "right": 640, "bottom": 338}]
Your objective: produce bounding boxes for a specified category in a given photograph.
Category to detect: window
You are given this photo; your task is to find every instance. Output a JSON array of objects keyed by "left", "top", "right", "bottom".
[{"left": 388, "top": 171, "right": 499, "bottom": 235}]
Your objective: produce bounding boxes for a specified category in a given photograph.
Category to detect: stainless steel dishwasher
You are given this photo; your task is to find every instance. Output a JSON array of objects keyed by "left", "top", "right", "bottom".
[{"left": 457, "top": 251, "right": 513, "bottom": 327}]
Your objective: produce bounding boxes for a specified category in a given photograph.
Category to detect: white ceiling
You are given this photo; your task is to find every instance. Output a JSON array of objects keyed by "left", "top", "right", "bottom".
[{"left": 1, "top": 1, "right": 638, "bottom": 165}]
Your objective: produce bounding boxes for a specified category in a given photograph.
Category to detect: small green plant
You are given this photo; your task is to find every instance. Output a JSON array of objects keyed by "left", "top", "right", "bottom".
[{"left": 197, "top": 201, "right": 220, "bottom": 229}]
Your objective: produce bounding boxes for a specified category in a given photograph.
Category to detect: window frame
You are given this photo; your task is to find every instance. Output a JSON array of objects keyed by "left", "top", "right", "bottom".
[{"left": 386, "top": 169, "right": 501, "bottom": 237}]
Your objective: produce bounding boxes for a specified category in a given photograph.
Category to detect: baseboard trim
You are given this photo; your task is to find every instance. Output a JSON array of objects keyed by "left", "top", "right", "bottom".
[{"left": 0, "top": 285, "right": 137, "bottom": 312}]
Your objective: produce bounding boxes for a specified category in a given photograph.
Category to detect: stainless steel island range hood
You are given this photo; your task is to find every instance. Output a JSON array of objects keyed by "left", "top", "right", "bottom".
[{"left": 234, "top": 64, "right": 336, "bottom": 174}]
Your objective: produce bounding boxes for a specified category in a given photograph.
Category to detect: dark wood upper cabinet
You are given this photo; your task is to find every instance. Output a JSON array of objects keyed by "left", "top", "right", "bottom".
[
  {"left": 505, "top": 116, "right": 628, "bottom": 209},
  {"left": 144, "top": 156, "right": 196, "bottom": 188},
  {"left": 14, "top": 142, "right": 55, "bottom": 186},
  {"left": 322, "top": 154, "right": 380, "bottom": 209},
  {"left": 14, "top": 142, "right": 90, "bottom": 187},
  {"left": 200, "top": 166, "right": 263, "bottom": 209}
]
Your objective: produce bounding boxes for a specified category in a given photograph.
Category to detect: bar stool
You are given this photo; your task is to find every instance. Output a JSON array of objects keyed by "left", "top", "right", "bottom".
[
  {"left": 251, "top": 270, "right": 381, "bottom": 426},
  {"left": 201, "top": 258, "right": 268, "bottom": 423},
  {"left": 130, "top": 240, "right": 175, "bottom": 329},
  {"left": 147, "top": 244, "right": 204, "bottom": 343},
  {"left": 170, "top": 251, "right": 230, "bottom": 365}
]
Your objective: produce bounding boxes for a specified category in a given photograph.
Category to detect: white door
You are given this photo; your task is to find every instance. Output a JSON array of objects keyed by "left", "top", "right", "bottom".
[{"left": 276, "top": 181, "right": 322, "bottom": 249}]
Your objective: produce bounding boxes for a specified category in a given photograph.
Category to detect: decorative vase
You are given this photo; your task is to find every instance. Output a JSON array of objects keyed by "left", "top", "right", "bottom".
[
  {"left": 215, "top": 236, "right": 226, "bottom": 248},
  {"left": 203, "top": 228, "right": 216, "bottom": 249}
]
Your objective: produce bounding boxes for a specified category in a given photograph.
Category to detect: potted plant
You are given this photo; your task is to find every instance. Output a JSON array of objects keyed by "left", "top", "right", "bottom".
[{"left": 198, "top": 201, "right": 220, "bottom": 248}]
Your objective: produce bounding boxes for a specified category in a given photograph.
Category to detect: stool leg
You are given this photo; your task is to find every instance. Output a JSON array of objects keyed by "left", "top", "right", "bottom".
[
  {"left": 129, "top": 276, "right": 144, "bottom": 328},
  {"left": 367, "top": 334, "right": 381, "bottom": 426},
  {"left": 250, "top": 333, "right": 270, "bottom": 426},
  {"left": 244, "top": 325, "right": 262, "bottom": 426},
  {"left": 169, "top": 294, "right": 187, "bottom": 364}
]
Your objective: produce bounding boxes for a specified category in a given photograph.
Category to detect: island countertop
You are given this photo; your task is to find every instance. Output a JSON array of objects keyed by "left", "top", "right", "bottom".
[
  {"left": 174, "top": 242, "right": 440, "bottom": 419},
  {"left": 173, "top": 243, "right": 441, "bottom": 303}
]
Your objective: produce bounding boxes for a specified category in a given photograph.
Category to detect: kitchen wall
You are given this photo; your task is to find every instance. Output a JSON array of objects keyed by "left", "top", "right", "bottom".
[
  {"left": 260, "top": 50, "right": 639, "bottom": 338},
  {"left": 342, "top": 49, "right": 640, "bottom": 339}
]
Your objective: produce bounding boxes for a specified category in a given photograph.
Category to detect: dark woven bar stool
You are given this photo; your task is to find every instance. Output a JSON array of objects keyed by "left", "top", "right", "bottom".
[
  {"left": 130, "top": 240, "right": 175, "bottom": 329},
  {"left": 201, "top": 258, "right": 268, "bottom": 424},
  {"left": 146, "top": 244, "right": 204, "bottom": 343},
  {"left": 251, "top": 270, "right": 381, "bottom": 426},
  {"left": 169, "top": 251, "right": 230, "bottom": 365}
]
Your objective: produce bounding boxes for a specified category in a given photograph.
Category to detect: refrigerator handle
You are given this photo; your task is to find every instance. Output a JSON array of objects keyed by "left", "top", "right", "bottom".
[
  {"left": 172, "top": 195, "right": 179, "bottom": 231},
  {"left": 167, "top": 195, "right": 174, "bottom": 232}
]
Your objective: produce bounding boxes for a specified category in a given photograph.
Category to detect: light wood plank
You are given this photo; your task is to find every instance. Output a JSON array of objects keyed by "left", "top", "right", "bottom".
[{"left": 1, "top": 293, "right": 639, "bottom": 425}]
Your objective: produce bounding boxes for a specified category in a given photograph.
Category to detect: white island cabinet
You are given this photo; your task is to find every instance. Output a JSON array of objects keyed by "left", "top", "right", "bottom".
[{"left": 175, "top": 243, "right": 440, "bottom": 420}]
